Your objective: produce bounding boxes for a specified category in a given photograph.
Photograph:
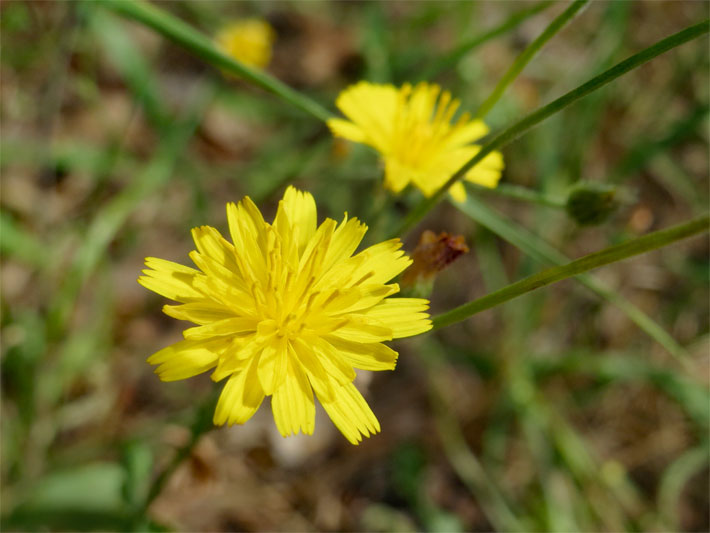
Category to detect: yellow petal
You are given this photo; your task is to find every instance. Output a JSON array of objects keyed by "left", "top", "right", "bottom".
[
  {"left": 383, "top": 157, "right": 416, "bottom": 193},
  {"left": 362, "top": 298, "right": 432, "bottom": 338},
  {"left": 321, "top": 382, "right": 380, "bottom": 445},
  {"left": 297, "top": 217, "right": 336, "bottom": 275},
  {"left": 318, "top": 284, "right": 398, "bottom": 315},
  {"left": 257, "top": 336, "right": 288, "bottom": 395},
  {"left": 447, "top": 118, "right": 489, "bottom": 146},
  {"left": 214, "top": 19, "right": 274, "bottom": 70},
  {"left": 162, "top": 301, "right": 235, "bottom": 325},
  {"left": 213, "top": 357, "right": 264, "bottom": 426},
  {"left": 226, "top": 198, "right": 267, "bottom": 282},
  {"left": 329, "top": 316, "right": 393, "bottom": 343},
  {"left": 147, "top": 338, "right": 225, "bottom": 381},
  {"left": 464, "top": 149, "right": 504, "bottom": 189},
  {"left": 333, "top": 81, "right": 400, "bottom": 151},
  {"left": 138, "top": 257, "right": 205, "bottom": 302},
  {"left": 327, "top": 118, "right": 367, "bottom": 143},
  {"left": 188, "top": 251, "right": 254, "bottom": 314},
  {"left": 271, "top": 358, "right": 315, "bottom": 437},
  {"left": 269, "top": 214, "right": 298, "bottom": 275},
  {"left": 280, "top": 186, "right": 317, "bottom": 255},
  {"left": 409, "top": 82, "right": 439, "bottom": 124},
  {"left": 210, "top": 335, "right": 261, "bottom": 382},
  {"left": 290, "top": 338, "right": 335, "bottom": 402},
  {"left": 351, "top": 239, "right": 413, "bottom": 285},
  {"left": 183, "top": 317, "right": 257, "bottom": 340},
  {"left": 323, "top": 336, "right": 398, "bottom": 371},
  {"left": 449, "top": 182, "right": 467, "bottom": 203},
  {"left": 322, "top": 216, "right": 367, "bottom": 273},
  {"left": 311, "top": 336, "right": 356, "bottom": 385},
  {"left": 190, "top": 225, "right": 240, "bottom": 274}
]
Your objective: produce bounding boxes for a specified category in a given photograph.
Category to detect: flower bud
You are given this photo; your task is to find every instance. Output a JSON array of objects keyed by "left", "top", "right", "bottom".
[
  {"left": 565, "top": 182, "right": 618, "bottom": 226},
  {"left": 401, "top": 231, "right": 469, "bottom": 297}
]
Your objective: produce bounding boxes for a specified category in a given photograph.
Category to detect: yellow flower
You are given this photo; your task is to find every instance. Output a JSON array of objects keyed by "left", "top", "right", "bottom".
[
  {"left": 328, "top": 81, "right": 504, "bottom": 202},
  {"left": 214, "top": 19, "right": 275, "bottom": 69},
  {"left": 138, "top": 187, "right": 432, "bottom": 444}
]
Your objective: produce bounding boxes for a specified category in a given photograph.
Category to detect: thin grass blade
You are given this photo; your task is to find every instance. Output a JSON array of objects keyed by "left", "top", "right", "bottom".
[
  {"left": 431, "top": 215, "right": 708, "bottom": 330},
  {"left": 99, "top": 0, "right": 333, "bottom": 122},
  {"left": 455, "top": 194, "right": 692, "bottom": 363},
  {"left": 394, "top": 19, "right": 710, "bottom": 237},
  {"left": 417, "top": 1, "right": 555, "bottom": 81},
  {"left": 475, "top": 0, "right": 589, "bottom": 119}
]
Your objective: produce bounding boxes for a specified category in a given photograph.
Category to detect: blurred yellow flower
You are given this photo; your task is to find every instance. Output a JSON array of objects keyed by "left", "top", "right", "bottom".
[
  {"left": 138, "top": 187, "right": 431, "bottom": 444},
  {"left": 215, "top": 19, "right": 275, "bottom": 69},
  {"left": 328, "top": 81, "right": 504, "bottom": 202}
]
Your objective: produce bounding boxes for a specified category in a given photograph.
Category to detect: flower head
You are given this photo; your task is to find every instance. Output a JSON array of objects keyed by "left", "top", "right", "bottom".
[
  {"left": 215, "top": 19, "right": 275, "bottom": 69},
  {"left": 328, "top": 81, "right": 504, "bottom": 202},
  {"left": 138, "top": 187, "right": 432, "bottom": 444}
]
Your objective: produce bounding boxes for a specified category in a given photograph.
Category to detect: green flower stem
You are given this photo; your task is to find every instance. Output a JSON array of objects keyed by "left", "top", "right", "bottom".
[
  {"left": 456, "top": 193, "right": 692, "bottom": 365},
  {"left": 99, "top": 0, "right": 334, "bottom": 123},
  {"left": 431, "top": 215, "right": 709, "bottom": 330},
  {"left": 393, "top": 19, "right": 710, "bottom": 238},
  {"left": 466, "top": 182, "right": 566, "bottom": 208},
  {"left": 417, "top": 0, "right": 555, "bottom": 81},
  {"left": 475, "top": 0, "right": 589, "bottom": 119}
]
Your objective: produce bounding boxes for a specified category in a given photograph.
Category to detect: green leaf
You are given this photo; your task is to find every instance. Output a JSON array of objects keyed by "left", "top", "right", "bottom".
[
  {"left": 2, "top": 463, "right": 130, "bottom": 531},
  {"left": 121, "top": 440, "right": 153, "bottom": 511},
  {"left": 0, "top": 211, "right": 48, "bottom": 268}
]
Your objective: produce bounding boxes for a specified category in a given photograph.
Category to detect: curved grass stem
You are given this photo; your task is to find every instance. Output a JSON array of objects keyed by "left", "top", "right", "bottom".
[
  {"left": 99, "top": 0, "right": 333, "bottom": 122},
  {"left": 455, "top": 193, "right": 692, "bottom": 366},
  {"left": 475, "top": 0, "right": 589, "bottom": 119},
  {"left": 431, "top": 215, "right": 709, "bottom": 330},
  {"left": 416, "top": 0, "right": 555, "bottom": 81},
  {"left": 466, "top": 182, "right": 566, "bottom": 208},
  {"left": 394, "top": 19, "right": 710, "bottom": 238}
]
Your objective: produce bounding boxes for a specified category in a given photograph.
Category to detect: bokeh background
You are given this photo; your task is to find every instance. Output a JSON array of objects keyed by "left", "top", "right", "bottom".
[{"left": 1, "top": 1, "right": 708, "bottom": 531}]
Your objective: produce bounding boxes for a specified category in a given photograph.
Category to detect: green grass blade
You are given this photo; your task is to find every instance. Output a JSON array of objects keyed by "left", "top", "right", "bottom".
[
  {"left": 394, "top": 19, "right": 710, "bottom": 238},
  {"left": 529, "top": 350, "right": 710, "bottom": 432},
  {"left": 611, "top": 104, "right": 709, "bottom": 182},
  {"left": 46, "top": 84, "right": 215, "bottom": 339},
  {"left": 475, "top": 0, "right": 589, "bottom": 119},
  {"left": 657, "top": 447, "right": 709, "bottom": 530},
  {"left": 98, "top": 0, "right": 333, "bottom": 122},
  {"left": 0, "top": 211, "right": 48, "bottom": 268},
  {"left": 431, "top": 215, "right": 709, "bottom": 330},
  {"left": 465, "top": 182, "right": 566, "bottom": 208},
  {"left": 423, "top": 340, "right": 527, "bottom": 532},
  {"left": 417, "top": 1, "right": 555, "bottom": 81},
  {"left": 90, "top": 8, "right": 165, "bottom": 128},
  {"left": 454, "top": 194, "right": 691, "bottom": 362}
]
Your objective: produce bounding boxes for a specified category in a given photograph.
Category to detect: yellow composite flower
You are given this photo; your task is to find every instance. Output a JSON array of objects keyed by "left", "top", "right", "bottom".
[
  {"left": 328, "top": 81, "right": 504, "bottom": 202},
  {"left": 138, "top": 187, "right": 432, "bottom": 444},
  {"left": 214, "top": 19, "right": 275, "bottom": 69}
]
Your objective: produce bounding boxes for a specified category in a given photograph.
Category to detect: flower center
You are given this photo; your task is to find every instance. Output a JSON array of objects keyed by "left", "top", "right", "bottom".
[{"left": 277, "top": 313, "right": 303, "bottom": 338}]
